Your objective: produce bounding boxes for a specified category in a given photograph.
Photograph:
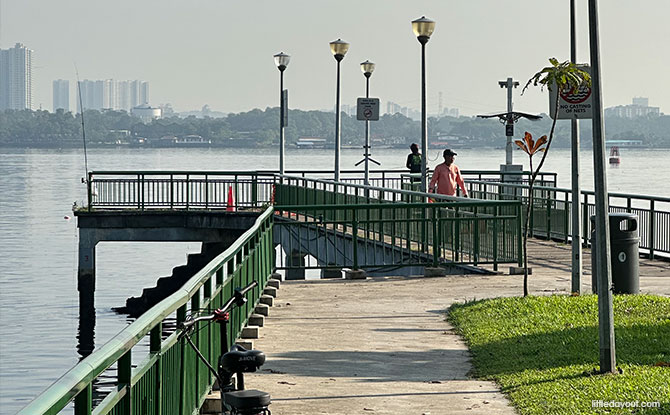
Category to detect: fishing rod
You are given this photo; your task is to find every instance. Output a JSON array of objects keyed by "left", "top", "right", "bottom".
[{"left": 74, "top": 65, "right": 89, "bottom": 184}]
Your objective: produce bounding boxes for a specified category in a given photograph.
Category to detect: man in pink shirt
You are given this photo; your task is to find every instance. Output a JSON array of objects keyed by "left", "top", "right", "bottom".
[{"left": 428, "top": 149, "right": 468, "bottom": 197}]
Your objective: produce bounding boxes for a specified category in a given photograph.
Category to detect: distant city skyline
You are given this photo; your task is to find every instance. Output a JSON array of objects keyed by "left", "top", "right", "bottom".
[
  {"left": 1, "top": 1, "right": 669, "bottom": 116},
  {"left": 75, "top": 79, "right": 149, "bottom": 112}
]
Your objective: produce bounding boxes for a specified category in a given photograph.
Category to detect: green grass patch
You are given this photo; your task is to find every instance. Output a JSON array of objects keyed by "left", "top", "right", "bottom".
[{"left": 448, "top": 295, "right": 670, "bottom": 414}]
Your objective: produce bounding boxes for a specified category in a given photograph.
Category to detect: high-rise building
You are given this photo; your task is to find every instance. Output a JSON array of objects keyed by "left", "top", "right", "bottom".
[
  {"left": 605, "top": 97, "right": 660, "bottom": 118},
  {"left": 0, "top": 43, "right": 34, "bottom": 110},
  {"left": 76, "top": 79, "right": 149, "bottom": 112},
  {"left": 53, "top": 79, "right": 69, "bottom": 111}
]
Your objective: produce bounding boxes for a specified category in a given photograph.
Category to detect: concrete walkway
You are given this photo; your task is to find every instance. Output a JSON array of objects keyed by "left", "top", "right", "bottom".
[
  {"left": 246, "top": 276, "right": 517, "bottom": 415},
  {"left": 242, "top": 239, "right": 669, "bottom": 415}
]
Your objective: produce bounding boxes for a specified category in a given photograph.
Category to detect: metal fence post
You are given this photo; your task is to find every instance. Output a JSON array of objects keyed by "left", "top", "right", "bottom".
[
  {"left": 150, "top": 324, "right": 163, "bottom": 415},
  {"left": 517, "top": 203, "right": 523, "bottom": 267},
  {"left": 186, "top": 174, "right": 190, "bottom": 210},
  {"left": 431, "top": 207, "right": 440, "bottom": 268},
  {"left": 252, "top": 174, "right": 258, "bottom": 207},
  {"left": 649, "top": 199, "right": 656, "bottom": 259},
  {"left": 119, "top": 351, "right": 132, "bottom": 414},
  {"left": 493, "top": 205, "right": 499, "bottom": 271},
  {"left": 87, "top": 172, "right": 93, "bottom": 212},
  {"left": 170, "top": 174, "right": 174, "bottom": 209},
  {"left": 352, "top": 208, "right": 359, "bottom": 269},
  {"left": 74, "top": 384, "right": 92, "bottom": 415},
  {"left": 204, "top": 174, "right": 209, "bottom": 209}
]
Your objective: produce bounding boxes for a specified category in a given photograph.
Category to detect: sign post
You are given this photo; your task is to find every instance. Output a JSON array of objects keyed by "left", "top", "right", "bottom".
[
  {"left": 549, "top": 65, "right": 593, "bottom": 119},
  {"left": 355, "top": 97, "right": 381, "bottom": 186}
]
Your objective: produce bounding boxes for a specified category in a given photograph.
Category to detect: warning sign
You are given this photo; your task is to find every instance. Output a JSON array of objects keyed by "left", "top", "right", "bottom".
[
  {"left": 548, "top": 65, "right": 592, "bottom": 120},
  {"left": 356, "top": 98, "right": 380, "bottom": 121}
]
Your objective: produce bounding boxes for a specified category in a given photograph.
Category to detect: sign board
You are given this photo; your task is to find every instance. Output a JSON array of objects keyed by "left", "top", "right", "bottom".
[
  {"left": 505, "top": 123, "right": 514, "bottom": 136},
  {"left": 282, "top": 89, "right": 288, "bottom": 125},
  {"left": 356, "top": 97, "right": 380, "bottom": 121},
  {"left": 549, "top": 65, "right": 592, "bottom": 119}
]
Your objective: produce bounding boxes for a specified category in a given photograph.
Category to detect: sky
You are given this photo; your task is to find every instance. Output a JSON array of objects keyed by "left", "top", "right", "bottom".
[{"left": 2, "top": 0, "right": 669, "bottom": 116}]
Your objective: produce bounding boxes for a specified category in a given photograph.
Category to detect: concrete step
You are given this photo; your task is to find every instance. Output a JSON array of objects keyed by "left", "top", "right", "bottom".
[
  {"left": 259, "top": 295, "right": 274, "bottom": 307},
  {"left": 263, "top": 286, "right": 277, "bottom": 297},
  {"left": 241, "top": 326, "right": 259, "bottom": 339},
  {"left": 267, "top": 278, "right": 281, "bottom": 289},
  {"left": 255, "top": 303, "right": 269, "bottom": 316},
  {"left": 236, "top": 340, "right": 253, "bottom": 350},
  {"left": 248, "top": 313, "right": 265, "bottom": 327},
  {"left": 201, "top": 392, "right": 220, "bottom": 414}
]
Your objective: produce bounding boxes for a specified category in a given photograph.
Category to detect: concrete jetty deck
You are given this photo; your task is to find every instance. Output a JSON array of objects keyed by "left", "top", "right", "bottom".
[{"left": 237, "top": 240, "right": 669, "bottom": 415}]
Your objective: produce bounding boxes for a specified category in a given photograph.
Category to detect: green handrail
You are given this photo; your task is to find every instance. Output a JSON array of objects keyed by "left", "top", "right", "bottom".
[
  {"left": 466, "top": 179, "right": 670, "bottom": 257},
  {"left": 19, "top": 206, "right": 275, "bottom": 415}
]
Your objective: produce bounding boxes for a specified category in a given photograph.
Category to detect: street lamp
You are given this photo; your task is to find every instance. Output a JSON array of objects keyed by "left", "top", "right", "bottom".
[
  {"left": 412, "top": 16, "right": 435, "bottom": 193},
  {"left": 360, "top": 60, "right": 375, "bottom": 186},
  {"left": 274, "top": 51, "right": 290, "bottom": 175},
  {"left": 330, "top": 38, "right": 349, "bottom": 182}
]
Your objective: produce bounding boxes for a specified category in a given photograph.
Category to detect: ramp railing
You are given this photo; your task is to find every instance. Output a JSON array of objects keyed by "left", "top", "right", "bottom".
[{"left": 273, "top": 176, "right": 522, "bottom": 269}]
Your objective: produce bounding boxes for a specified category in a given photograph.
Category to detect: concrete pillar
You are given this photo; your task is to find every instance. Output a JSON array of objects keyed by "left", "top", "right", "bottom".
[
  {"left": 78, "top": 230, "right": 97, "bottom": 311},
  {"left": 285, "top": 251, "right": 305, "bottom": 280}
]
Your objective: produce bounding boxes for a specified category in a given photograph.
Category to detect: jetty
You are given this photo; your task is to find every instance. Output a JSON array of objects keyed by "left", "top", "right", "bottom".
[{"left": 17, "top": 169, "right": 669, "bottom": 415}]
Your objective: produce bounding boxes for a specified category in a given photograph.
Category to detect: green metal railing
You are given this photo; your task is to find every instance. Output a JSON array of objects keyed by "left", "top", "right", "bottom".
[
  {"left": 467, "top": 180, "right": 670, "bottom": 258},
  {"left": 85, "top": 169, "right": 556, "bottom": 211},
  {"left": 274, "top": 202, "right": 522, "bottom": 270},
  {"left": 86, "top": 171, "right": 276, "bottom": 211},
  {"left": 19, "top": 207, "right": 275, "bottom": 415},
  {"left": 273, "top": 177, "right": 522, "bottom": 269},
  {"left": 84, "top": 169, "right": 667, "bottom": 259}
]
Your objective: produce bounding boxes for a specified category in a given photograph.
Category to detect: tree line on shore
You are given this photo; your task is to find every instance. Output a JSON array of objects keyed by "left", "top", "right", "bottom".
[{"left": 1, "top": 107, "right": 669, "bottom": 148}]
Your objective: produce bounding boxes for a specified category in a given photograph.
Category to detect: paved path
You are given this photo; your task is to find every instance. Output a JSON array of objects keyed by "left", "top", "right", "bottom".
[
  {"left": 243, "top": 239, "right": 669, "bottom": 415},
  {"left": 247, "top": 276, "right": 517, "bottom": 415}
]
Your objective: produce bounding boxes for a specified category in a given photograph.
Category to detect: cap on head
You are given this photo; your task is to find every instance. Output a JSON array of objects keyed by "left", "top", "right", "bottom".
[{"left": 443, "top": 149, "right": 457, "bottom": 157}]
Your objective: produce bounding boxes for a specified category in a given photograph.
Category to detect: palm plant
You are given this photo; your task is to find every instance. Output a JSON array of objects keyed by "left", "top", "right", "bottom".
[{"left": 518, "top": 58, "right": 591, "bottom": 296}]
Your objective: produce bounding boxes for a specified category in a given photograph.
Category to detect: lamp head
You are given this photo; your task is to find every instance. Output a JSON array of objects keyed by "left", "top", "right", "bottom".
[
  {"left": 360, "top": 60, "right": 376, "bottom": 78},
  {"left": 329, "top": 39, "right": 349, "bottom": 62},
  {"left": 412, "top": 16, "right": 435, "bottom": 44},
  {"left": 274, "top": 52, "right": 290, "bottom": 72}
]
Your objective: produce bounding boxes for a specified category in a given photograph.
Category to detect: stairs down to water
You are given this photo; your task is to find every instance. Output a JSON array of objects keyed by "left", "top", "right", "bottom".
[{"left": 114, "top": 243, "right": 228, "bottom": 317}]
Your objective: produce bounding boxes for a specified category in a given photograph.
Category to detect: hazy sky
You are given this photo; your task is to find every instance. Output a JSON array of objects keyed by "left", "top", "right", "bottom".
[{"left": 2, "top": 0, "right": 668, "bottom": 115}]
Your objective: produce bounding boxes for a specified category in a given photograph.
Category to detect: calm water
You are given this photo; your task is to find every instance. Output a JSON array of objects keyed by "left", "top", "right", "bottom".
[{"left": 1, "top": 146, "right": 668, "bottom": 413}]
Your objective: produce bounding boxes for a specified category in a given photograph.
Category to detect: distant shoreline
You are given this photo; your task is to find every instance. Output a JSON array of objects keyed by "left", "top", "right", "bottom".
[{"left": 3, "top": 144, "right": 670, "bottom": 150}]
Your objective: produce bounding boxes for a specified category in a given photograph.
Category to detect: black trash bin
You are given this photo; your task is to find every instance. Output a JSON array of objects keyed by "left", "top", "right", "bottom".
[{"left": 590, "top": 213, "right": 640, "bottom": 294}]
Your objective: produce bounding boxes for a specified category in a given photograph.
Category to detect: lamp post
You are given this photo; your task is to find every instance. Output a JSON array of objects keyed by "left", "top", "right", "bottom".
[
  {"left": 588, "top": 0, "right": 616, "bottom": 375},
  {"left": 330, "top": 39, "right": 349, "bottom": 182},
  {"left": 360, "top": 60, "right": 375, "bottom": 186},
  {"left": 412, "top": 16, "right": 435, "bottom": 193},
  {"left": 274, "top": 52, "right": 290, "bottom": 176},
  {"left": 569, "top": 0, "right": 582, "bottom": 295}
]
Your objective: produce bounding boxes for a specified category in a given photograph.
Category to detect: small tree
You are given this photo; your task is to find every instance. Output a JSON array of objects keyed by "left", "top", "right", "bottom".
[{"left": 518, "top": 58, "right": 591, "bottom": 296}]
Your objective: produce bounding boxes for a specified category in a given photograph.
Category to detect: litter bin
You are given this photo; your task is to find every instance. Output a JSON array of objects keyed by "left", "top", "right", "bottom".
[{"left": 590, "top": 213, "right": 640, "bottom": 294}]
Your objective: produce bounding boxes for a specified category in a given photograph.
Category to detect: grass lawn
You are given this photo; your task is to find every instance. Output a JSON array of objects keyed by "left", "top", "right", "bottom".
[{"left": 448, "top": 295, "right": 670, "bottom": 414}]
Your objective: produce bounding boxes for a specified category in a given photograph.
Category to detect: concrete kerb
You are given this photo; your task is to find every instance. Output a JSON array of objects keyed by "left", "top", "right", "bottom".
[
  {"left": 424, "top": 266, "right": 447, "bottom": 277},
  {"left": 344, "top": 269, "right": 367, "bottom": 280}
]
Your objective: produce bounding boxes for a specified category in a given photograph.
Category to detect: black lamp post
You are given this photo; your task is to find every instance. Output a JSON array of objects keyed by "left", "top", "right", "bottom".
[
  {"left": 360, "top": 60, "right": 375, "bottom": 186},
  {"left": 274, "top": 52, "right": 290, "bottom": 175},
  {"left": 412, "top": 16, "right": 435, "bottom": 193},
  {"left": 330, "top": 39, "right": 349, "bottom": 182}
]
